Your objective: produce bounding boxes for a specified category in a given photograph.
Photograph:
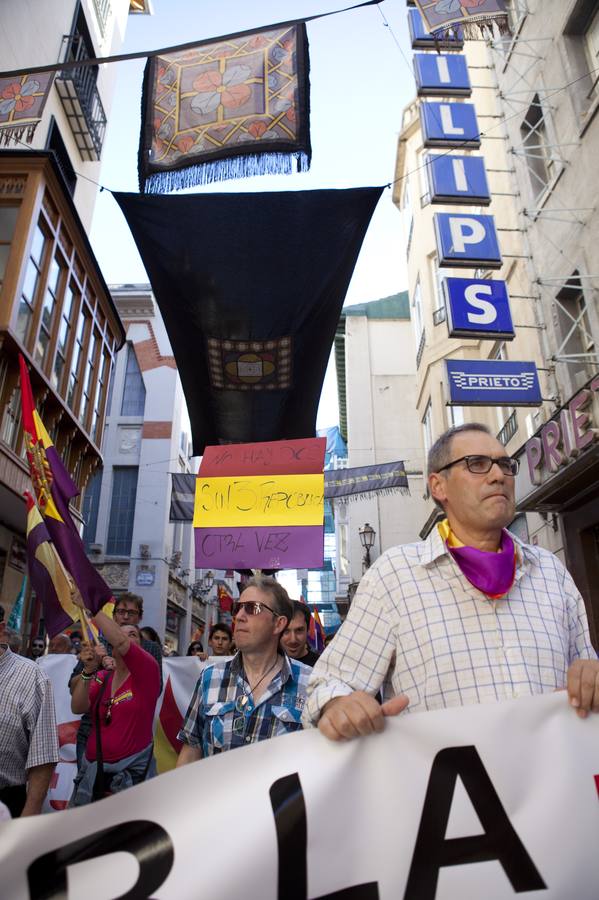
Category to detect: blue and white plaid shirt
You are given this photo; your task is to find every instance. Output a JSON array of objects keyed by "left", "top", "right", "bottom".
[
  {"left": 178, "top": 652, "right": 310, "bottom": 756},
  {"left": 304, "top": 528, "right": 597, "bottom": 725}
]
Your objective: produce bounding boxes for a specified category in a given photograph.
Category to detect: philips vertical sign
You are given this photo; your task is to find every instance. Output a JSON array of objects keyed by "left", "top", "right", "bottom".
[{"left": 404, "top": 2, "right": 541, "bottom": 409}]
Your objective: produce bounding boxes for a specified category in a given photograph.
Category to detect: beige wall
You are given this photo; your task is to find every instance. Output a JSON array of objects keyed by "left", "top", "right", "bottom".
[{"left": 344, "top": 313, "right": 430, "bottom": 579}]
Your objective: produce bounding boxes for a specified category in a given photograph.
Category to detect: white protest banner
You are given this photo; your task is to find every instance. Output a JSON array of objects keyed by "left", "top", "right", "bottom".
[
  {"left": 2, "top": 691, "right": 599, "bottom": 899},
  {"left": 38, "top": 654, "right": 207, "bottom": 810}
]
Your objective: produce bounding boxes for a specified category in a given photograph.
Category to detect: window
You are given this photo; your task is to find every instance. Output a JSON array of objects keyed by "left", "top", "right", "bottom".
[
  {"left": 82, "top": 468, "right": 103, "bottom": 549},
  {"left": 422, "top": 399, "right": 433, "bottom": 458},
  {"left": 563, "top": 1, "right": 599, "bottom": 117},
  {"left": 0, "top": 204, "right": 19, "bottom": 289},
  {"left": 67, "top": 309, "right": 88, "bottom": 407},
  {"left": 121, "top": 344, "right": 146, "bottom": 416},
  {"left": 46, "top": 118, "right": 77, "bottom": 196},
  {"left": 520, "top": 94, "right": 559, "bottom": 200},
  {"left": 555, "top": 274, "right": 597, "bottom": 389},
  {"left": 448, "top": 405, "right": 464, "bottom": 427},
  {"left": 91, "top": 349, "right": 110, "bottom": 442},
  {"left": 80, "top": 328, "right": 99, "bottom": 426},
  {"left": 53, "top": 282, "right": 77, "bottom": 389},
  {"left": 412, "top": 277, "right": 424, "bottom": 344},
  {"left": 1, "top": 387, "right": 22, "bottom": 452},
  {"left": 34, "top": 251, "right": 65, "bottom": 368},
  {"left": 402, "top": 178, "right": 414, "bottom": 257},
  {"left": 16, "top": 224, "right": 47, "bottom": 345},
  {"left": 106, "top": 467, "right": 138, "bottom": 555},
  {"left": 429, "top": 254, "right": 451, "bottom": 323},
  {"left": 418, "top": 151, "right": 431, "bottom": 207}
]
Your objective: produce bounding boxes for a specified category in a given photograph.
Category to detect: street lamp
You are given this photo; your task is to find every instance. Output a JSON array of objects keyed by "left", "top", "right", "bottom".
[
  {"left": 192, "top": 570, "right": 215, "bottom": 599},
  {"left": 358, "top": 523, "right": 376, "bottom": 572}
]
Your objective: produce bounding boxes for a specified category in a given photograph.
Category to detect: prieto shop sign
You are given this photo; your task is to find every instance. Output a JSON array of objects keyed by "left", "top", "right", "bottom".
[{"left": 525, "top": 376, "right": 599, "bottom": 484}]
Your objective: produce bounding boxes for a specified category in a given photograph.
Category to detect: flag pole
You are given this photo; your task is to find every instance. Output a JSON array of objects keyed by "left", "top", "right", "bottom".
[{"left": 50, "top": 550, "right": 99, "bottom": 646}]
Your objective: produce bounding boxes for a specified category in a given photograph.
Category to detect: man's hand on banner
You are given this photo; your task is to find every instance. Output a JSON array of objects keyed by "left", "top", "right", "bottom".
[
  {"left": 318, "top": 691, "right": 409, "bottom": 741},
  {"left": 567, "top": 659, "right": 599, "bottom": 718}
]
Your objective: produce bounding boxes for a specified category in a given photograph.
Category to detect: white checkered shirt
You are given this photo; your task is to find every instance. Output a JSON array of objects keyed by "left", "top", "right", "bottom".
[
  {"left": 304, "top": 529, "right": 597, "bottom": 725},
  {"left": 0, "top": 649, "right": 59, "bottom": 788}
]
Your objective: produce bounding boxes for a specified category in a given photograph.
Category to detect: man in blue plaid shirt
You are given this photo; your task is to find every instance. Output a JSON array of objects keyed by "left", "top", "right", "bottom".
[{"left": 177, "top": 576, "right": 310, "bottom": 761}]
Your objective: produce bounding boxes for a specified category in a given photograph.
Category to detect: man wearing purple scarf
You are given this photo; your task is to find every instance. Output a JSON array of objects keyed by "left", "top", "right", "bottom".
[{"left": 304, "top": 423, "right": 599, "bottom": 738}]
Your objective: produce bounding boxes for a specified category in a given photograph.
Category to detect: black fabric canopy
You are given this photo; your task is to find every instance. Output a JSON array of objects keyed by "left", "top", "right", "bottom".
[{"left": 115, "top": 187, "right": 383, "bottom": 455}]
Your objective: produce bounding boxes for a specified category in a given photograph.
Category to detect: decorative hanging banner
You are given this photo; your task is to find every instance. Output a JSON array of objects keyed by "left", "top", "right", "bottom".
[
  {"left": 194, "top": 438, "right": 326, "bottom": 570},
  {"left": 324, "top": 460, "right": 410, "bottom": 501},
  {"left": 115, "top": 187, "right": 383, "bottom": 455},
  {"left": 4, "top": 692, "right": 599, "bottom": 898},
  {"left": 0, "top": 72, "right": 54, "bottom": 145},
  {"left": 413, "top": 0, "right": 510, "bottom": 41},
  {"left": 138, "top": 23, "right": 311, "bottom": 192}
]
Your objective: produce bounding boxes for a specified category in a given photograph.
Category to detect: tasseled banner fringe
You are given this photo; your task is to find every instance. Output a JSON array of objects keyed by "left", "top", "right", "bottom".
[
  {"left": 432, "top": 14, "right": 510, "bottom": 43},
  {"left": 0, "top": 122, "right": 39, "bottom": 146},
  {"left": 141, "top": 150, "right": 311, "bottom": 194},
  {"left": 330, "top": 486, "right": 411, "bottom": 504}
]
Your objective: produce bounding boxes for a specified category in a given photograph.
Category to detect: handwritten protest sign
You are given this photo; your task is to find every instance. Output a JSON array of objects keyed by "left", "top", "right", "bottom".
[{"left": 194, "top": 438, "right": 326, "bottom": 569}]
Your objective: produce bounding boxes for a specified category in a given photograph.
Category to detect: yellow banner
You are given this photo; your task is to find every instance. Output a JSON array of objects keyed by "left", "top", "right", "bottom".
[{"left": 193, "top": 474, "right": 324, "bottom": 527}]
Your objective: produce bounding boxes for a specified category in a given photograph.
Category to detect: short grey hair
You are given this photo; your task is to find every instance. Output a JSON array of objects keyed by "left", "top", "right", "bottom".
[
  {"left": 242, "top": 575, "right": 293, "bottom": 626},
  {"left": 427, "top": 423, "right": 492, "bottom": 477}
]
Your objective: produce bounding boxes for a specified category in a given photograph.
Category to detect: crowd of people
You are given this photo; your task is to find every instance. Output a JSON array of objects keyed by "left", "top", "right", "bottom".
[{"left": 2, "top": 422, "right": 599, "bottom": 822}]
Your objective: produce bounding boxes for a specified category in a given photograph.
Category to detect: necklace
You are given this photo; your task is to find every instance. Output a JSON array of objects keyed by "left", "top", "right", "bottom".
[{"left": 238, "top": 656, "right": 280, "bottom": 710}]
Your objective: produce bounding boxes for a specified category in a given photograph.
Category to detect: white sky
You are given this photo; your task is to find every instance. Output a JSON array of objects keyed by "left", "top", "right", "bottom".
[{"left": 89, "top": 0, "right": 416, "bottom": 428}]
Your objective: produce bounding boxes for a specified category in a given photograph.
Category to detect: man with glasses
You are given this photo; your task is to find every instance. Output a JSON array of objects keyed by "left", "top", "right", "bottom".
[
  {"left": 69, "top": 593, "right": 162, "bottom": 769},
  {"left": 177, "top": 576, "right": 310, "bottom": 764},
  {"left": 29, "top": 637, "right": 46, "bottom": 661},
  {"left": 305, "top": 423, "right": 599, "bottom": 740}
]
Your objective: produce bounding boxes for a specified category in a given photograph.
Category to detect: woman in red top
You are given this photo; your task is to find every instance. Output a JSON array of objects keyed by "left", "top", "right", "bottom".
[{"left": 70, "top": 603, "right": 161, "bottom": 806}]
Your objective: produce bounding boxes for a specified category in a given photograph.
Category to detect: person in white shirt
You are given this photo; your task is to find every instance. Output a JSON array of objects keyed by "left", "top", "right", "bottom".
[{"left": 304, "top": 423, "right": 599, "bottom": 740}]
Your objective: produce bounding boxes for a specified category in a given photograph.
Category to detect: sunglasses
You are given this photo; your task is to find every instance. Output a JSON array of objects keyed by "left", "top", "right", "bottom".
[{"left": 232, "top": 600, "right": 278, "bottom": 618}]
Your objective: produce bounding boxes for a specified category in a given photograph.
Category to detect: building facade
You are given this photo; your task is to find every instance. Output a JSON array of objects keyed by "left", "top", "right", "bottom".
[
  {"left": 0, "top": 1, "right": 149, "bottom": 634},
  {"left": 335, "top": 293, "right": 430, "bottom": 583},
  {"left": 83, "top": 284, "right": 197, "bottom": 652},
  {"left": 495, "top": 0, "right": 599, "bottom": 645}
]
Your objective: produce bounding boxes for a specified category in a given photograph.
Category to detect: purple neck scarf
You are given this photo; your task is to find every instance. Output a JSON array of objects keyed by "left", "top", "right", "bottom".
[{"left": 447, "top": 530, "right": 516, "bottom": 599}]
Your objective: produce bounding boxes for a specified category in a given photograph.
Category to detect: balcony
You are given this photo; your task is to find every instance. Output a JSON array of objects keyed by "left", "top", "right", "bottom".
[
  {"left": 497, "top": 410, "right": 518, "bottom": 446},
  {"left": 432, "top": 306, "right": 446, "bottom": 326},
  {"left": 56, "top": 33, "right": 107, "bottom": 161}
]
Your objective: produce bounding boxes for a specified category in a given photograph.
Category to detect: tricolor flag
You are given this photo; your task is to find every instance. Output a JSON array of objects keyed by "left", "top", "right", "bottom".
[
  {"left": 308, "top": 604, "right": 326, "bottom": 654},
  {"left": 19, "top": 356, "right": 113, "bottom": 627}
]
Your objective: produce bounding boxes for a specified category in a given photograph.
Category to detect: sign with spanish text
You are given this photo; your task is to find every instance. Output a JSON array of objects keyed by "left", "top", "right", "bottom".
[
  {"left": 420, "top": 102, "right": 481, "bottom": 148},
  {"left": 427, "top": 154, "right": 491, "bottom": 205},
  {"left": 194, "top": 438, "right": 326, "bottom": 570},
  {"left": 4, "top": 692, "right": 599, "bottom": 899},
  {"left": 414, "top": 53, "right": 471, "bottom": 96},
  {"left": 445, "top": 359, "right": 542, "bottom": 407},
  {"left": 434, "top": 212, "right": 502, "bottom": 268},
  {"left": 444, "top": 277, "right": 515, "bottom": 340},
  {"left": 408, "top": 7, "right": 463, "bottom": 49}
]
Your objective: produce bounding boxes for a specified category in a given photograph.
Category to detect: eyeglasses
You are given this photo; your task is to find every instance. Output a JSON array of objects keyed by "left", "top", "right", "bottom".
[
  {"left": 437, "top": 454, "right": 520, "bottom": 476},
  {"left": 32, "top": 642, "right": 45, "bottom": 649},
  {"left": 114, "top": 608, "right": 139, "bottom": 618},
  {"left": 232, "top": 600, "right": 278, "bottom": 618}
]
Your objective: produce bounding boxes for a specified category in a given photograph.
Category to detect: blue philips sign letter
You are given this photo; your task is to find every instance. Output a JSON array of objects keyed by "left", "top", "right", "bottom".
[
  {"left": 444, "top": 278, "right": 515, "bottom": 340},
  {"left": 434, "top": 213, "right": 502, "bottom": 268},
  {"left": 408, "top": 8, "right": 463, "bottom": 49},
  {"left": 427, "top": 154, "right": 490, "bottom": 205},
  {"left": 445, "top": 359, "right": 541, "bottom": 407},
  {"left": 414, "top": 53, "right": 471, "bottom": 97},
  {"left": 420, "top": 103, "right": 480, "bottom": 148}
]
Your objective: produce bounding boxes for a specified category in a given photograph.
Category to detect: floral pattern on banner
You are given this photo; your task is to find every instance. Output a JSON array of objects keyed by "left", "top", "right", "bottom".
[
  {"left": 413, "top": 0, "right": 509, "bottom": 39},
  {"left": 0, "top": 73, "right": 54, "bottom": 142},
  {"left": 139, "top": 24, "right": 311, "bottom": 191}
]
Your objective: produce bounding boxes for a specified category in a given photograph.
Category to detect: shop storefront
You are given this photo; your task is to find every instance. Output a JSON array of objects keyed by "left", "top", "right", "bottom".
[{"left": 515, "top": 373, "right": 599, "bottom": 647}]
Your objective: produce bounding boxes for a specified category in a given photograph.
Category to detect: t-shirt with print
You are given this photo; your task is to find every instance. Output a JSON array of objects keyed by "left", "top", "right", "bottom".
[{"left": 86, "top": 641, "right": 160, "bottom": 763}]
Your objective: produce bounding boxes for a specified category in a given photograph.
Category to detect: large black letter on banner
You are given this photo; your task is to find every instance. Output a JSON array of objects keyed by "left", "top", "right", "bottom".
[
  {"left": 405, "top": 746, "right": 546, "bottom": 898},
  {"left": 270, "top": 774, "right": 379, "bottom": 900},
  {"left": 27, "top": 820, "right": 174, "bottom": 900}
]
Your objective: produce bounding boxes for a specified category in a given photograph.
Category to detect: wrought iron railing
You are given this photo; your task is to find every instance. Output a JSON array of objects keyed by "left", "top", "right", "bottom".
[
  {"left": 416, "top": 328, "right": 426, "bottom": 368},
  {"left": 56, "top": 33, "right": 107, "bottom": 160},
  {"left": 497, "top": 409, "right": 518, "bottom": 446}
]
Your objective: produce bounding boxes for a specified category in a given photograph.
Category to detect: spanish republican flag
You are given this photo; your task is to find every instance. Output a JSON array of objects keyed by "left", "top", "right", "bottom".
[
  {"left": 308, "top": 606, "right": 326, "bottom": 654},
  {"left": 19, "top": 355, "right": 112, "bottom": 628}
]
